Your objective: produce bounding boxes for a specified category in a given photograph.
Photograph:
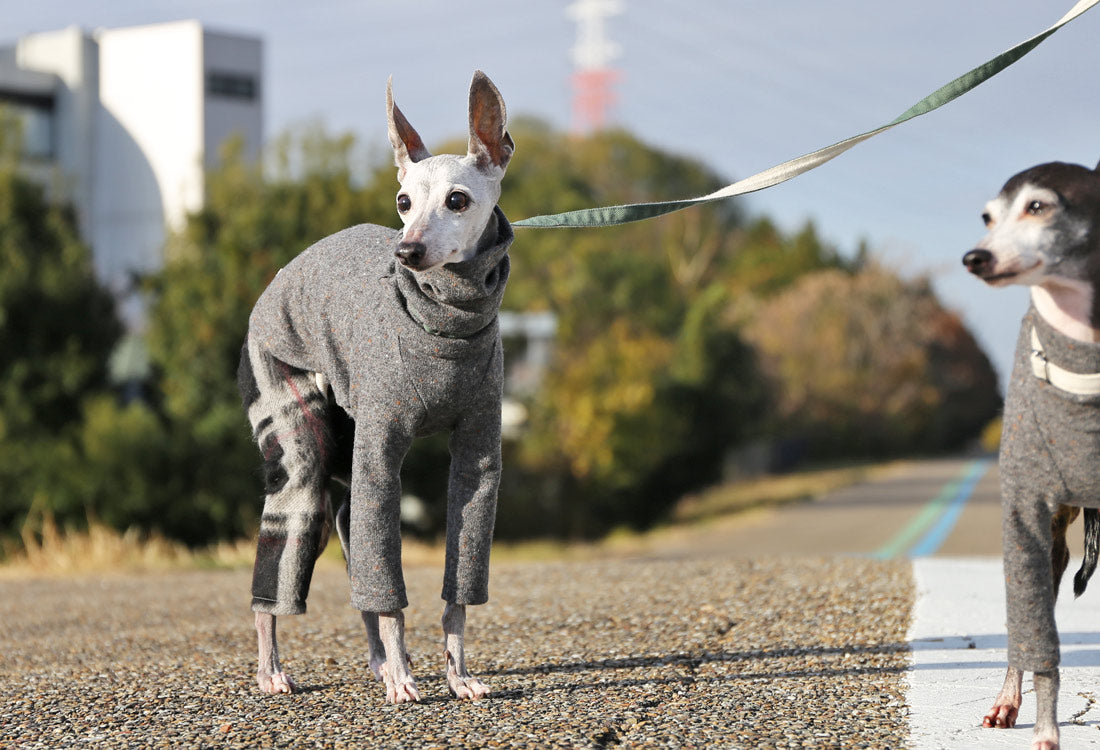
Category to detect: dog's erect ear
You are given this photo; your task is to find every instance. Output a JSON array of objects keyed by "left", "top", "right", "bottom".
[
  {"left": 467, "top": 70, "right": 514, "bottom": 172},
  {"left": 1095, "top": 158, "right": 1100, "bottom": 172},
  {"left": 387, "top": 76, "right": 431, "bottom": 177}
]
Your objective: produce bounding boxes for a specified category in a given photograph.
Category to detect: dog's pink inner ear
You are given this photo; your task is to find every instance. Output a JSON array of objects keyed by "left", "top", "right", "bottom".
[
  {"left": 390, "top": 103, "right": 430, "bottom": 164},
  {"left": 387, "top": 78, "right": 431, "bottom": 166},
  {"left": 471, "top": 126, "right": 514, "bottom": 171},
  {"left": 468, "top": 75, "right": 513, "bottom": 170}
]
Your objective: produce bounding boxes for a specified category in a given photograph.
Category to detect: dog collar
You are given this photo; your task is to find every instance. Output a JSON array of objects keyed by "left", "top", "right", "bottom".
[{"left": 1030, "top": 326, "right": 1100, "bottom": 396}]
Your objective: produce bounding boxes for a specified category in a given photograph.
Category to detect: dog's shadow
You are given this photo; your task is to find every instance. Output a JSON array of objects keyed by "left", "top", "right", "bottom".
[
  {"left": 288, "top": 636, "right": 1100, "bottom": 701},
  {"left": 911, "top": 631, "right": 1100, "bottom": 670},
  {"left": 478, "top": 642, "right": 910, "bottom": 698}
]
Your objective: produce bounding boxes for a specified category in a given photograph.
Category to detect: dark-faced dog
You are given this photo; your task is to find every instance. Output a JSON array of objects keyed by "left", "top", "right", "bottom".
[{"left": 964, "top": 160, "right": 1100, "bottom": 750}]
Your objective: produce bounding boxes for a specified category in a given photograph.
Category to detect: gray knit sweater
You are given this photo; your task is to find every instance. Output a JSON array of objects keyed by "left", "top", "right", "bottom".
[
  {"left": 1000, "top": 303, "right": 1100, "bottom": 672},
  {"left": 248, "top": 208, "right": 512, "bottom": 613}
]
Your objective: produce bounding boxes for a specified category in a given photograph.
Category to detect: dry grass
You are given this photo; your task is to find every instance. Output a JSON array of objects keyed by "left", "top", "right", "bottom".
[
  {"left": 669, "top": 460, "right": 907, "bottom": 526},
  {"left": 0, "top": 510, "right": 255, "bottom": 578},
  {"left": 1, "top": 462, "right": 897, "bottom": 576},
  {"left": 0, "top": 505, "right": 453, "bottom": 579}
]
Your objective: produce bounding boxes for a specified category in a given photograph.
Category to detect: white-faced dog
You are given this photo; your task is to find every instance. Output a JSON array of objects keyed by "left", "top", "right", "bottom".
[
  {"left": 964, "top": 160, "right": 1100, "bottom": 750},
  {"left": 238, "top": 71, "right": 514, "bottom": 703}
]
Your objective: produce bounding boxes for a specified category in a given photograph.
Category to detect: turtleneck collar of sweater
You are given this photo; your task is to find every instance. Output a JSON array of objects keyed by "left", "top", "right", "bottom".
[{"left": 395, "top": 207, "right": 513, "bottom": 339}]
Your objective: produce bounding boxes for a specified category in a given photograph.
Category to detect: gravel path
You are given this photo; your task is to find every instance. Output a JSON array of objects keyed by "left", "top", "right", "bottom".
[{"left": 2, "top": 554, "right": 911, "bottom": 749}]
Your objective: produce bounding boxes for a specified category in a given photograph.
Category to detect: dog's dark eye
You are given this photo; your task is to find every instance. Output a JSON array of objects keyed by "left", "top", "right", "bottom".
[
  {"left": 1027, "top": 200, "right": 1046, "bottom": 216},
  {"left": 447, "top": 191, "right": 470, "bottom": 212},
  {"left": 397, "top": 194, "right": 412, "bottom": 214}
]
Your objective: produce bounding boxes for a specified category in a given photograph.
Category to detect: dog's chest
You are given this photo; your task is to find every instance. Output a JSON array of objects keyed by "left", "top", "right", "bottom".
[
  {"left": 1003, "top": 311, "right": 1100, "bottom": 505},
  {"left": 397, "top": 331, "right": 501, "bottom": 436}
]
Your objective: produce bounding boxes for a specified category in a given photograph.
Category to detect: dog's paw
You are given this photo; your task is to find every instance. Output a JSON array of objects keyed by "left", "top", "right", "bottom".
[
  {"left": 1031, "top": 731, "right": 1059, "bottom": 750},
  {"left": 381, "top": 661, "right": 420, "bottom": 704},
  {"left": 257, "top": 670, "right": 296, "bottom": 694},
  {"left": 447, "top": 673, "right": 490, "bottom": 700},
  {"left": 982, "top": 702, "right": 1019, "bottom": 729},
  {"left": 445, "top": 650, "right": 489, "bottom": 700}
]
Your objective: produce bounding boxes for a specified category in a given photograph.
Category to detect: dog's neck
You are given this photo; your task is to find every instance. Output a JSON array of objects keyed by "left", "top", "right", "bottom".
[
  {"left": 474, "top": 209, "right": 500, "bottom": 256},
  {"left": 395, "top": 207, "right": 512, "bottom": 339},
  {"left": 1032, "top": 281, "right": 1100, "bottom": 343}
]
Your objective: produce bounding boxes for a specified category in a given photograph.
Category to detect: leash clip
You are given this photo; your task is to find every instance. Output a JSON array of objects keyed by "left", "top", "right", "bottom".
[
  {"left": 1031, "top": 346, "right": 1051, "bottom": 385},
  {"left": 1030, "top": 325, "right": 1052, "bottom": 385}
]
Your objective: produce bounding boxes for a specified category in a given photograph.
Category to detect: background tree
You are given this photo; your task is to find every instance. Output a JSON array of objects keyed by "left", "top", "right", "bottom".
[
  {"left": 0, "top": 113, "right": 1002, "bottom": 550},
  {"left": 742, "top": 266, "right": 1000, "bottom": 458},
  {"left": 0, "top": 117, "right": 123, "bottom": 536},
  {"left": 137, "top": 130, "right": 398, "bottom": 544},
  {"left": 491, "top": 125, "right": 824, "bottom": 536}
]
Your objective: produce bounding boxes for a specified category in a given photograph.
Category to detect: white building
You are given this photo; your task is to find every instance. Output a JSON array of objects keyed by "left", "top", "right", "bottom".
[{"left": 0, "top": 21, "right": 263, "bottom": 323}]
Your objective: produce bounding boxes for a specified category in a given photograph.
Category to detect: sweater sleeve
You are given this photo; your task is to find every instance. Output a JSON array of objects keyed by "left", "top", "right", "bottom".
[{"left": 440, "top": 372, "right": 503, "bottom": 606}]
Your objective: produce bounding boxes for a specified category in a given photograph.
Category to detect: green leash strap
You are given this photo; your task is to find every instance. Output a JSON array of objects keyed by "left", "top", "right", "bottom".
[{"left": 514, "top": 0, "right": 1099, "bottom": 229}]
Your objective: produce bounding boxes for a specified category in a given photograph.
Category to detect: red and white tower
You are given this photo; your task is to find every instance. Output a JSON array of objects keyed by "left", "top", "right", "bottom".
[{"left": 567, "top": 0, "right": 623, "bottom": 134}]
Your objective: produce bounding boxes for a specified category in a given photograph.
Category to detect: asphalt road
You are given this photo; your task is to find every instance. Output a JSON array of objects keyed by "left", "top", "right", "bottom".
[
  {"left": 1, "top": 457, "right": 1017, "bottom": 749},
  {"left": 640, "top": 455, "right": 1069, "bottom": 562}
]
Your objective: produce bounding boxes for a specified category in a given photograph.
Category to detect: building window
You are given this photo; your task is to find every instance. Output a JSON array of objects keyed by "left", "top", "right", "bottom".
[
  {"left": 0, "top": 95, "right": 54, "bottom": 159},
  {"left": 206, "top": 71, "right": 257, "bottom": 101}
]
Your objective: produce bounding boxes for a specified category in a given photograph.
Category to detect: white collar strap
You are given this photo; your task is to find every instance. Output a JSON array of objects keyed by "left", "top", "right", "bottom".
[{"left": 1031, "top": 326, "right": 1100, "bottom": 396}]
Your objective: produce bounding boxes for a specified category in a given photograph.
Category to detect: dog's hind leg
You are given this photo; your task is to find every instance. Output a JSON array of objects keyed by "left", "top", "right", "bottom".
[
  {"left": 240, "top": 339, "right": 334, "bottom": 694},
  {"left": 255, "top": 611, "right": 294, "bottom": 694},
  {"left": 360, "top": 611, "right": 388, "bottom": 682},
  {"left": 333, "top": 498, "right": 388, "bottom": 681},
  {"left": 1050, "top": 505, "right": 1079, "bottom": 595}
]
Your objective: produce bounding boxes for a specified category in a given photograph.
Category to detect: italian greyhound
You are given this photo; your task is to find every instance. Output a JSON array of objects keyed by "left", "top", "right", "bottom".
[
  {"left": 238, "top": 71, "right": 514, "bottom": 703},
  {"left": 963, "top": 160, "right": 1100, "bottom": 750}
]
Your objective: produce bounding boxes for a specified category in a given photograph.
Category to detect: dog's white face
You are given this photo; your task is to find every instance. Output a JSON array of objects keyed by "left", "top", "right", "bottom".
[
  {"left": 973, "top": 182, "right": 1091, "bottom": 287},
  {"left": 387, "top": 71, "right": 513, "bottom": 272},
  {"left": 394, "top": 153, "right": 503, "bottom": 270}
]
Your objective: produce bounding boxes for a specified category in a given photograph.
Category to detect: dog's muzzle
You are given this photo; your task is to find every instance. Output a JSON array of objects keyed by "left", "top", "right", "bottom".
[
  {"left": 962, "top": 249, "right": 994, "bottom": 276},
  {"left": 396, "top": 241, "right": 427, "bottom": 270}
]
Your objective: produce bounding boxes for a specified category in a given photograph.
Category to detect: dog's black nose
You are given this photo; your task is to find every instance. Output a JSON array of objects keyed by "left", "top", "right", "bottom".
[
  {"left": 963, "top": 249, "right": 993, "bottom": 275},
  {"left": 395, "top": 241, "right": 426, "bottom": 269}
]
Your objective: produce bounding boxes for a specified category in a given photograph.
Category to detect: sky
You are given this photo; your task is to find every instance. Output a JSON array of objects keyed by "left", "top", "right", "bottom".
[{"left": 6, "top": 0, "right": 1100, "bottom": 387}]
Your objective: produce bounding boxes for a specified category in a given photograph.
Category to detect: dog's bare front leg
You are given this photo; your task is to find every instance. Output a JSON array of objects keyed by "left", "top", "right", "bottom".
[
  {"left": 983, "top": 665, "right": 1022, "bottom": 728},
  {"left": 1033, "top": 669, "right": 1060, "bottom": 750},
  {"left": 376, "top": 610, "right": 420, "bottom": 703},
  {"left": 255, "top": 612, "right": 295, "bottom": 694},
  {"left": 443, "top": 603, "right": 489, "bottom": 700}
]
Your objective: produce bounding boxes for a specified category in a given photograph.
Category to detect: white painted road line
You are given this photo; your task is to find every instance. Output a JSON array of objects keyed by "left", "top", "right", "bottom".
[{"left": 908, "top": 557, "right": 1100, "bottom": 748}]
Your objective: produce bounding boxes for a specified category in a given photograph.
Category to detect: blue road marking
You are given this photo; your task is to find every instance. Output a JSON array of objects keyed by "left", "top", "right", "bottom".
[
  {"left": 907, "top": 458, "right": 992, "bottom": 557},
  {"left": 872, "top": 458, "right": 993, "bottom": 560}
]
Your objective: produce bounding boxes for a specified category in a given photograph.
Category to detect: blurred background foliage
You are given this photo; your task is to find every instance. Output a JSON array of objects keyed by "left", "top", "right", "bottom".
[{"left": 0, "top": 117, "right": 1000, "bottom": 549}]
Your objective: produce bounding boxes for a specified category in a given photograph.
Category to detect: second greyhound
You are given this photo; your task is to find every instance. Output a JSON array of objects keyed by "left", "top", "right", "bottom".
[{"left": 964, "top": 160, "right": 1100, "bottom": 750}]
